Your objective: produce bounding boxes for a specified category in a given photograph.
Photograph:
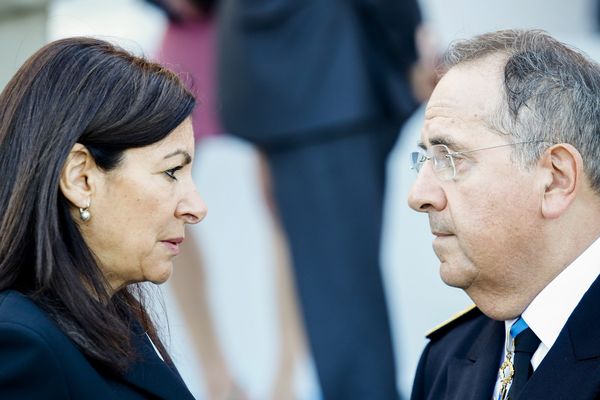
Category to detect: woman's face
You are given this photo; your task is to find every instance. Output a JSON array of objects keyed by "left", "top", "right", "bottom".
[{"left": 80, "top": 118, "right": 206, "bottom": 292}]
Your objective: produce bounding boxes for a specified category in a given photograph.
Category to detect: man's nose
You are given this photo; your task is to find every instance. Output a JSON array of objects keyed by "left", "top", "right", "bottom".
[{"left": 407, "top": 163, "right": 447, "bottom": 213}]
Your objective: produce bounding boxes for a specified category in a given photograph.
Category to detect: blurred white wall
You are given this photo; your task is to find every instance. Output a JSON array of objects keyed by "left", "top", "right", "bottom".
[
  {"left": 48, "top": 0, "right": 166, "bottom": 55},
  {"left": 422, "top": 0, "right": 595, "bottom": 44},
  {"left": 0, "top": 0, "right": 48, "bottom": 89}
]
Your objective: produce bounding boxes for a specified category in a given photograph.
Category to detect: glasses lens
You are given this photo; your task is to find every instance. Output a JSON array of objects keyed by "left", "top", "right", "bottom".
[
  {"left": 410, "top": 151, "right": 424, "bottom": 172},
  {"left": 431, "top": 145, "right": 455, "bottom": 180}
]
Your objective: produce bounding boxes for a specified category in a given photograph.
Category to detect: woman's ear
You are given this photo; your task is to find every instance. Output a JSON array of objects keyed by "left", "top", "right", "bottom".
[
  {"left": 59, "top": 143, "right": 97, "bottom": 208},
  {"left": 540, "top": 143, "right": 582, "bottom": 219}
]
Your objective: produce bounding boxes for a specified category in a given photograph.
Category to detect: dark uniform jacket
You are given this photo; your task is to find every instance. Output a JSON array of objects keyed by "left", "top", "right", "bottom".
[
  {"left": 0, "top": 290, "right": 195, "bottom": 399},
  {"left": 411, "top": 275, "right": 600, "bottom": 400}
]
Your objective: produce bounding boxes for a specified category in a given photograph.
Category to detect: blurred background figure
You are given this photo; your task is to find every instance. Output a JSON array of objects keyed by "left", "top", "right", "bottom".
[
  {"left": 147, "top": 1, "right": 309, "bottom": 399},
  {"left": 218, "top": 1, "right": 437, "bottom": 399}
]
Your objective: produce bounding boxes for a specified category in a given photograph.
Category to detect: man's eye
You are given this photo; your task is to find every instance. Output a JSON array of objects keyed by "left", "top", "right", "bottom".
[
  {"left": 164, "top": 166, "right": 183, "bottom": 181},
  {"left": 449, "top": 153, "right": 466, "bottom": 162}
]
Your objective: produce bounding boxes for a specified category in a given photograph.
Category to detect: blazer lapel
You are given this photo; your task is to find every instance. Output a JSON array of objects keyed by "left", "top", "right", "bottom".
[
  {"left": 120, "top": 327, "right": 196, "bottom": 400},
  {"left": 446, "top": 318, "right": 504, "bottom": 400},
  {"left": 518, "top": 275, "right": 600, "bottom": 400}
]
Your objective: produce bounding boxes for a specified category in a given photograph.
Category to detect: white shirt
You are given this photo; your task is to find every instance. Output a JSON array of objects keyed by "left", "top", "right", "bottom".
[
  {"left": 491, "top": 235, "right": 600, "bottom": 399},
  {"left": 146, "top": 333, "right": 165, "bottom": 361}
]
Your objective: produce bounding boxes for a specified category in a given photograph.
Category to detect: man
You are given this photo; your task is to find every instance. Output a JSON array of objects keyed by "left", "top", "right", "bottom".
[
  {"left": 408, "top": 29, "right": 600, "bottom": 400},
  {"left": 218, "top": 1, "right": 435, "bottom": 399}
]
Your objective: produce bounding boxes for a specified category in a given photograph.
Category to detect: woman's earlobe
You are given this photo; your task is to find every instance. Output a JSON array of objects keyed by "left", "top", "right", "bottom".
[{"left": 59, "top": 143, "right": 95, "bottom": 209}]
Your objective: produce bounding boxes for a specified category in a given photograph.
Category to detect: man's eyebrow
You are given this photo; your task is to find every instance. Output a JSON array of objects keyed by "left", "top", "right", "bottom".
[
  {"left": 163, "top": 149, "right": 192, "bottom": 165},
  {"left": 419, "top": 136, "right": 467, "bottom": 151}
]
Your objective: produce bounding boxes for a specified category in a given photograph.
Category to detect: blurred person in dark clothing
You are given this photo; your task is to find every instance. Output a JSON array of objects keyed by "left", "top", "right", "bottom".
[{"left": 218, "top": 1, "right": 437, "bottom": 398}]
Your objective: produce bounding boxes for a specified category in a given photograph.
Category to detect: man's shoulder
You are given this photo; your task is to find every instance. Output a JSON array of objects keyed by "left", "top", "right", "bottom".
[
  {"left": 418, "top": 304, "right": 499, "bottom": 378},
  {"left": 425, "top": 304, "right": 486, "bottom": 341}
]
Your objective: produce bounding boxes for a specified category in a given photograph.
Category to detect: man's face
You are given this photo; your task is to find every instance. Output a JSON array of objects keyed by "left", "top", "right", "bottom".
[{"left": 408, "top": 57, "right": 545, "bottom": 319}]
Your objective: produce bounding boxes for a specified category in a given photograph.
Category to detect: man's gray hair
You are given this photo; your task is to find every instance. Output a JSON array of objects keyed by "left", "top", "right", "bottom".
[{"left": 442, "top": 29, "right": 600, "bottom": 192}]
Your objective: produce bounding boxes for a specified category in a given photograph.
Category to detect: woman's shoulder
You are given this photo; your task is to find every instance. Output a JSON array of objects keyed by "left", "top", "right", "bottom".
[
  {"left": 0, "top": 289, "right": 50, "bottom": 320},
  {"left": 0, "top": 290, "right": 77, "bottom": 398},
  {"left": 0, "top": 289, "right": 68, "bottom": 345}
]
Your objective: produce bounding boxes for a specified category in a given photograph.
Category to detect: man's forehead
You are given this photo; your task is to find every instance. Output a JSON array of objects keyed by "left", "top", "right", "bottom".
[
  {"left": 420, "top": 55, "right": 506, "bottom": 147},
  {"left": 429, "top": 57, "right": 504, "bottom": 112}
]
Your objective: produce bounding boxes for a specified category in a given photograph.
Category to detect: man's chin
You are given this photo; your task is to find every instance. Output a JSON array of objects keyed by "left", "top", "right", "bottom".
[{"left": 439, "top": 262, "right": 475, "bottom": 290}]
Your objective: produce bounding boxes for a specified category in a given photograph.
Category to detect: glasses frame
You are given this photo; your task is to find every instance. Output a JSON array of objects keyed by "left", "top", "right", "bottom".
[{"left": 410, "top": 140, "right": 546, "bottom": 181}]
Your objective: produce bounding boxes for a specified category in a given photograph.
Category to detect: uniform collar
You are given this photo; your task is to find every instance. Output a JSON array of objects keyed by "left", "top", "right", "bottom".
[{"left": 521, "top": 235, "right": 600, "bottom": 351}]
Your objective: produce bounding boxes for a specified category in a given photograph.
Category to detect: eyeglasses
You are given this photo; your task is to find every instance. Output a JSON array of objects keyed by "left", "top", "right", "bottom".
[{"left": 410, "top": 141, "right": 544, "bottom": 181}]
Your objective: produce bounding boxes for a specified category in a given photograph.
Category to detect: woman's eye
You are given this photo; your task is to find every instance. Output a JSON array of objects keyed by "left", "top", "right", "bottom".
[{"left": 164, "top": 166, "right": 183, "bottom": 181}]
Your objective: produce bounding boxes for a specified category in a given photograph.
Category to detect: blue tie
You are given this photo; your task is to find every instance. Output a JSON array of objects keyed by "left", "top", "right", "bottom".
[{"left": 507, "top": 318, "right": 540, "bottom": 399}]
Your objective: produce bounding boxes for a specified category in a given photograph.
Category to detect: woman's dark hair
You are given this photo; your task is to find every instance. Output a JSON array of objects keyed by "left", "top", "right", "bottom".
[{"left": 0, "top": 37, "right": 195, "bottom": 371}]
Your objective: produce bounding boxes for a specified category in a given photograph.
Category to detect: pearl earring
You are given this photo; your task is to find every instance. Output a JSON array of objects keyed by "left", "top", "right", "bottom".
[{"left": 79, "top": 200, "right": 91, "bottom": 222}]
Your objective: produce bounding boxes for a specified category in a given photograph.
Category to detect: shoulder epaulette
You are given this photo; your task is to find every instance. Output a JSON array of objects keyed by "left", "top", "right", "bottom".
[{"left": 425, "top": 304, "right": 480, "bottom": 340}]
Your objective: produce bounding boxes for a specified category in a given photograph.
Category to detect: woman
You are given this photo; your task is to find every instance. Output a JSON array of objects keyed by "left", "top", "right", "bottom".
[{"left": 0, "top": 37, "right": 206, "bottom": 399}]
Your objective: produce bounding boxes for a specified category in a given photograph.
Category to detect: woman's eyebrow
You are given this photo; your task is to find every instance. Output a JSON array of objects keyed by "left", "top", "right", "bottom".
[{"left": 163, "top": 149, "right": 192, "bottom": 164}]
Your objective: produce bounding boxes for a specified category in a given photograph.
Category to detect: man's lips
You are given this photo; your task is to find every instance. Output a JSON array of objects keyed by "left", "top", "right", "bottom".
[
  {"left": 161, "top": 237, "right": 184, "bottom": 254},
  {"left": 164, "top": 237, "right": 184, "bottom": 244},
  {"left": 432, "top": 231, "right": 453, "bottom": 237}
]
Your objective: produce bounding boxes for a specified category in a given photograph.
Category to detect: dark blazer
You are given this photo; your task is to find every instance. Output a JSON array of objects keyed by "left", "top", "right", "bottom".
[
  {"left": 411, "top": 275, "right": 600, "bottom": 400},
  {"left": 218, "top": 0, "right": 422, "bottom": 145},
  {"left": 0, "top": 290, "right": 195, "bottom": 400}
]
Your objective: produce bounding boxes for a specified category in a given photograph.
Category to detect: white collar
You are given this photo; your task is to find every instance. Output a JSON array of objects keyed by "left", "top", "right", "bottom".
[
  {"left": 519, "top": 235, "right": 600, "bottom": 350},
  {"left": 146, "top": 333, "right": 165, "bottom": 362}
]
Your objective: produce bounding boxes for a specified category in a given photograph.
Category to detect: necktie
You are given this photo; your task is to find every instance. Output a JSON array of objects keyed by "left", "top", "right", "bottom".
[{"left": 506, "top": 321, "right": 541, "bottom": 399}]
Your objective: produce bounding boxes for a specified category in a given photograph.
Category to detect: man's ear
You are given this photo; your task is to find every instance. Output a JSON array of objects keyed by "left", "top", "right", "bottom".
[
  {"left": 59, "top": 143, "right": 98, "bottom": 208},
  {"left": 540, "top": 143, "right": 582, "bottom": 219}
]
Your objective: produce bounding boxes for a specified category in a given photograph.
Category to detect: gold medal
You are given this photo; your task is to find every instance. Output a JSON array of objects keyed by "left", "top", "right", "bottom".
[{"left": 498, "top": 351, "right": 514, "bottom": 400}]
